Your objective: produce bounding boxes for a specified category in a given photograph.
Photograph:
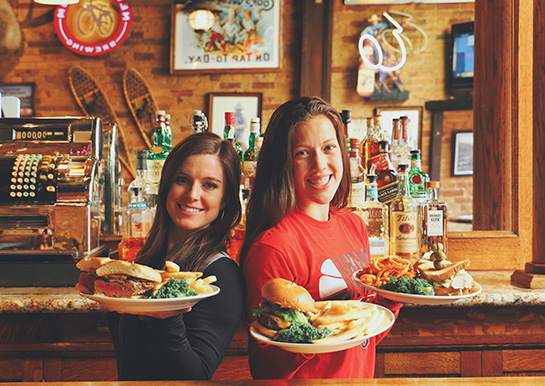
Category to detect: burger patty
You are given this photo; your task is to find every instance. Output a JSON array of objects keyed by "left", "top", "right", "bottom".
[
  {"left": 77, "top": 271, "right": 98, "bottom": 294},
  {"left": 257, "top": 313, "right": 291, "bottom": 330},
  {"left": 94, "top": 277, "right": 155, "bottom": 298}
]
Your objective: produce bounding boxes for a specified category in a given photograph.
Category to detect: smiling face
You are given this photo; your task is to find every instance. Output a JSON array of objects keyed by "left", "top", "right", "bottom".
[
  {"left": 292, "top": 115, "right": 343, "bottom": 221},
  {"left": 166, "top": 153, "right": 226, "bottom": 242}
]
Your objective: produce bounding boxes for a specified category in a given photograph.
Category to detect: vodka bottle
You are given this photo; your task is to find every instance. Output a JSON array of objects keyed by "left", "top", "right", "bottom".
[
  {"left": 390, "top": 164, "right": 421, "bottom": 262},
  {"left": 359, "top": 174, "right": 389, "bottom": 260}
]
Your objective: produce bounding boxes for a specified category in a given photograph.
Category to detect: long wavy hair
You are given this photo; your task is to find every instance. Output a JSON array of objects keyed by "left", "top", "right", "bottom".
[
  {"left": 239, "top": 96, "right": 350, "bottom": 266},
  {"left": 136, "top": 132, "right": 241, "bottom": 272}
]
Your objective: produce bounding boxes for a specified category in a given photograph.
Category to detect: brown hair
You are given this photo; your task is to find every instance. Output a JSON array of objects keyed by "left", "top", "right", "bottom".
[
  {"left": 239, "top": 96, "right": 350, "bottom": 266},
  {"left": 136, "top": 132, "right": 241, "bottom": 271}
]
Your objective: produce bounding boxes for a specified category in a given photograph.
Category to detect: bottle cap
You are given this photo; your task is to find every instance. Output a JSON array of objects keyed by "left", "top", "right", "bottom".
[
  {"left": 136, "top": 150, "right": 147, "bottom": 170},
  {"left": 378, "top": 140, "right": 389, "bottom": 152},
  {"left": 410, "top": 149, "right": 421, "bottom": 155},
  {"left": 225, "top": 112, "right": 235, "bottom": 125},
  {"left": 350, "top": 137, "right": 360, "bottom": 149},
  {"left": 367, "top": 174, "right": 377, "bottom": 183},
  {"left": 397, "top": 164, "right": 409, "bottom": 172},
  {"left": 342, "top": 110, "right": 351, "bottom": 123}
]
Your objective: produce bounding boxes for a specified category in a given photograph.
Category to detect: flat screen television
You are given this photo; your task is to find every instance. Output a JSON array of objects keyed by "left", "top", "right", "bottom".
[{"left": 448, "top": 21, "right": 474, "bottom": 95}]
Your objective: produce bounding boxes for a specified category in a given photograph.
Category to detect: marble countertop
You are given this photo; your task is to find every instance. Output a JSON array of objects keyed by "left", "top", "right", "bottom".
[{"left": 0, "top": 271, "right": 543, "bottom": 313}]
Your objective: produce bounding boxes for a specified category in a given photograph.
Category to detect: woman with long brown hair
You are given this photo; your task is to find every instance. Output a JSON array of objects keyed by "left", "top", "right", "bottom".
[
  {"left": 241, "top": 96, "right": 401, "bottom": 379},
  {"left": 108, "top": 132, "right": 245, "bottom": 380}
]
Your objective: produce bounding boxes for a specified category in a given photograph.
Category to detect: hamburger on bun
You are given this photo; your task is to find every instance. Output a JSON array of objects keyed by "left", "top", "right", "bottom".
[
  {"left": 417, "top": 259, "right": 478, "bottom": 296},
  {"left": 252, "top": 278, "right": 317, "bottom": 340},
  {"left": 94, "top": 260, "right": 162, "bottom": 298},
  {"left": 75, "top": 257, "right": 112, "bottom": 294}
]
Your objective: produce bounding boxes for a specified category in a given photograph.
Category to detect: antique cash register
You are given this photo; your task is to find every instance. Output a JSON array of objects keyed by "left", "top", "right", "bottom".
[{"left": 0, "top": 117, "right": 117, "bottom": 286}]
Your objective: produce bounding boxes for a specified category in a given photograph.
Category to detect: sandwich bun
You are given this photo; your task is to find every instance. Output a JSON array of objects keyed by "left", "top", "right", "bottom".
[
  {"left": 96, "top": 260, "right": 162, "bottom": 283},
  {"left": 261, "top": 278, "right": 316, "bottom": 314},
  {"left": 76, "top": 257, "right": 112, "bottom": 272},
  {"left": 252, "top": 320, "right": 278, "bottom": 339}
]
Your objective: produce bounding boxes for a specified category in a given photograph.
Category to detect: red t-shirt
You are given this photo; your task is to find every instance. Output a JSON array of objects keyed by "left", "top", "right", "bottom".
[{"left": 243, "top": 208, "right": 401, "bottom": 379}]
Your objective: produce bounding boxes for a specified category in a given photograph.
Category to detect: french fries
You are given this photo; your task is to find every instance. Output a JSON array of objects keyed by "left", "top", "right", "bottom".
[
  {"left": 357, "top": 255, "right": 416, "bottom": 287},
  {"left": 155, "top": 261, "right": 217, "bottom": 295},
  {"left": 309, "top": 300, "right": 387, "bottom": 344}
]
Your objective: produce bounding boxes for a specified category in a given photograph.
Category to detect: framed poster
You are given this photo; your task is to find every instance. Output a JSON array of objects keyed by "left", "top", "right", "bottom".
[
  {"left": 0, "top": 83, "right": 36, "bottom": 117},
  {"left": 374, "top": 106, "right": 423, "bottom": 150},
  {"left": 451, "top": 130, "right": 473, "bottom": 176},
  {"left": 171, "top": 1, "right": 281, "bottom": 74},
  {"left": 208, "top": 92, "right": 262, "bottom": 152}
]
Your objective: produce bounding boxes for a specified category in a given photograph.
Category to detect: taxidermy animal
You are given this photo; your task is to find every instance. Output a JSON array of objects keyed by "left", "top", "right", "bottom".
[{"left": 0, "top": 0, "right": 22, "bottom": 53}]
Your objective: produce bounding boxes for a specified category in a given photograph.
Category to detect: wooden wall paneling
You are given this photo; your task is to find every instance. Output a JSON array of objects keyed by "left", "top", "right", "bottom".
[
  {"left": 531, "top": 0, "right": 545, "bottom": 267},
  {"left": 503, "top": 350, "right": 545, "bottom": 372},
  {"left": 481, "top": 350, "right": 503, "bottom": 377},
  {"left": 460, "top": 351, "right": 482, "bottom": 377},
  {"left": 0, "top": 358, "right": 24, "bottom": 381},
  {"left": 300, "top": 0, "right": 332, "bottom": 100},
  {"left": 23, "top": 357, "right": 43, "bottom": 382},
  {"left": 383, "top": 352, "right": 460, "bottom": 376}
]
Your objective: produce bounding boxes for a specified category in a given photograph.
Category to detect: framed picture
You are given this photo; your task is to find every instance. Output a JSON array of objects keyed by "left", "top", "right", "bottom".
[
  {"left": 208, "top": 92, "right": 262, "bottom": 152},
  {"left": 451, "top": 130, "right": 473, "bottom": 176},
  {"left": 170, "top": 2, "right": 281, "bottom": 74},
  {"left": 374, "top": 106, "right": 423, "bottom": 150},
  {"left": 0, "top": 83, "right": 36, "bottom": 117}
]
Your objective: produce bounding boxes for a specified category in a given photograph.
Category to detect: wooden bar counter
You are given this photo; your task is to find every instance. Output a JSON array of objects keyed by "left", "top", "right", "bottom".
[{"left": 1, "top": 271, "right": 545, "bottom": 382}]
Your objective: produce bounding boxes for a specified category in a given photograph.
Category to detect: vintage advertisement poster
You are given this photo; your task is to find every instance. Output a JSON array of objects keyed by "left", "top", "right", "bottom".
[{"left": 171, "top": 1, "right": 280, "bottom": 73}]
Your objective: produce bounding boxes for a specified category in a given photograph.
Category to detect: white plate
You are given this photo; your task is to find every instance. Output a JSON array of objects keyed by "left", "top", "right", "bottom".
[
  {"left": 354, "top": 273, "right": 482, "bottom": 305},
  {"left": 81, "top": 285, "right": 220, "bottom": 312},
  {"left": 249, "top": 302, "right": 394, "bottom": 354}
]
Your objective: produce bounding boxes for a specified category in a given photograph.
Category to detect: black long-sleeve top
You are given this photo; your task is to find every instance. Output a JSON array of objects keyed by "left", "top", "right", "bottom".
[{"left": 108, "top": 255, "right": 245, "bottom": 380}]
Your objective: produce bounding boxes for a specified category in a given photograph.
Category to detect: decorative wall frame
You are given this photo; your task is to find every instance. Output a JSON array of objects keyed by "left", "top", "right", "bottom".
[
  {"left": 208, "top": 92, "right": 262, "bottom": 151},
  {"left": 451, "top": 130, "right": 473, "bottom": 176},
  {"left": 0, "top": 83, "right": 36, "bottom": 117},
  {"left": 374, "top": 106, "right": 423, "bottom": 150},
  {"left": 171, "top": 2, "right": 281, "bottom": 74}
]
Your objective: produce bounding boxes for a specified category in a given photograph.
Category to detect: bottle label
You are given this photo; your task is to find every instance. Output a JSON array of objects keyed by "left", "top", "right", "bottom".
[
  {"left": 426, "top": 209, "right": 444, "bottom": 236},
  {"left": 378, "top": 181, "right": 398, "bottom": 204},
  {"left": 391, "top": 212, "right": 419, "bottom": 254},
  {"left": 146, "top": 159, "right": 165, "bottom": 184},
  {"left": 369, "top": 238, "right": 387, "bottom": 256},
  {"left": 348, "top": 181, "right": 365, "bottom": 208},
  {"left": 243, "top": 160, "right": 255, "bottom": 176}
]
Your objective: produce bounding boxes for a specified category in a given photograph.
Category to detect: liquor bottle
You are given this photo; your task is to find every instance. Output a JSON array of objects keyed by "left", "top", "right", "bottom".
[
  {"left": 227, "top": 189, "right": 250, "bottom": 264},
  {"left": 342, "top": 110, "right": 352, "bottom": 151},
  {"left": 243, "top": 118, "right": 260, "bottom": 189},
  {"left": 128, "top": 150, "right": 155, "bottom": 210},
  {"left": 119, "top": 173, "right": 154, "bottom": 263},
  {"left": 225, "top": 113, "right": 243, "bottom": 162},
  {"left": 375, "top": 140, "right": 398, "bottom": 204},
  {"left": 390, "top": 164, "right": 421, "bottom": 262},
  {"left": 358, "top": 174, "right": 389, "bottom": 260},
  {"left": 398, "top": 116, "right": 412, "bottom": 159},
  {"left": 191, "top": 110, "right": 208, "bottom": 133},
  {"left": 347, "top": 138, "right": 366, "bottom": 211},
  {"left": 146, "top": 110, "right": 169, "bottom": 187},
  {"left": 422, "top": 181, "right": 448, "bottom": 255},
  {"left": 164, "top": 113, "right": 173, "bottom": 152},
  {"left": 361, "top": 115, "right": 382, "bottom": 174},
  {"left": 391, "top": 118, "right": 408, "bottom": 169},
  {"left": 408, "top": 149, "right": 430, "bottom": 204}
]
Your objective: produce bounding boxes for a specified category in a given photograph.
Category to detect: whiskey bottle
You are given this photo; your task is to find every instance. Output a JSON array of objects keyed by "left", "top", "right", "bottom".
[
  {"left": 422, "top": 181, "right": 448, "bottom": 254},
  {"left": 390, "top": 164, "right": 421, "bottom": 262},
  {"left": 358, "top": 174, "right": 389, "bottom": 260},
  {"left": 129, "top": 150, "right": 155, "bottom": 210},
  {"left": 399, "top": 116, "right": 412, "bottom": 157},
  {"left": 408, "top": 149, "right": 430, "bottom": 204},
  {"left": 191, "top": 110, "right": 208, "bottom": 133},
  {"left": 347, "top": 138, "right": 366, "bottom": 211},
  {"left": 391, "top": 118, "right": 410, "bottom": 169},
  {"left": 360, "top": 116, "right": 381, "bottom": 174},
  {"left": 375, "top": 140, "right": 398, "bottom": 204},
  {"left": 146, "top": 110, "right": 169, "bottom": 187},
  {"left": 243, "top": 117, "right": 260, "bottom": 189},
  {"left": 225, "top": 112, "right": 243, "bottom": 162}
]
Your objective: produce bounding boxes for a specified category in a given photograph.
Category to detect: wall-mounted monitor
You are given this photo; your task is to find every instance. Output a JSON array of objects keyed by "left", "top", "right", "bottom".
[{"left": 448, "top": 21, "right": 474, "bottom": 95}]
